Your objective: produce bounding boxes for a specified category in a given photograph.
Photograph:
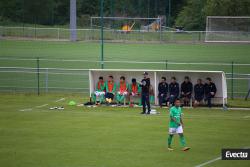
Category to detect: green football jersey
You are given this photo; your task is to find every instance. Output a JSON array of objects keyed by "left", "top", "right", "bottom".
[{"left": 169, "top": 106, "right": 182, "bottom": 128}]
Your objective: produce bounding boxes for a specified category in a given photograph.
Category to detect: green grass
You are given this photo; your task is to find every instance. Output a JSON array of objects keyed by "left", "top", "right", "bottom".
[
  {"left": 0, "top": 40, "right": 249, "bottom": 97},
  {"left": 0, "top": 93, "right": 250, "bottom": 167}
]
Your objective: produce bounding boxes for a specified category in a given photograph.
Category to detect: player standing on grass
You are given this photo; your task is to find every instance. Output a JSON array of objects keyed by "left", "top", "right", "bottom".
[
  {"left": 167, "top": 98, "right": 190, "bottom": 151},
  {"left": 140, "top": 72, "right": 151, "bottom": 114}
]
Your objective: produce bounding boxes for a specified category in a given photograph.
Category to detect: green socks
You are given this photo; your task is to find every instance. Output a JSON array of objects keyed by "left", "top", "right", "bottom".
[
  {"left": 168, "top": 135, "right": 186, "bottom": 147},
  {"left": 116, "top": 94, "right": 125, "bottom": 103},
  {"left": 168, "top": 135, "right": 173, "bottom": 147},
  {"left": 179, "top": 135, "right": 186, "bottom": 147}
]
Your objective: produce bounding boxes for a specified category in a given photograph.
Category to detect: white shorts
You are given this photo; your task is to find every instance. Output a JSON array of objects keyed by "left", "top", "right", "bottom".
[
  {"left": 94, "top": 91, "right": 105, "bottom": 96},
  {"left": 169, "top": 126, "right": 183, "bottom": 134},
  {"left": 117, "top": 91, "right": 128, "bottom": 96}
]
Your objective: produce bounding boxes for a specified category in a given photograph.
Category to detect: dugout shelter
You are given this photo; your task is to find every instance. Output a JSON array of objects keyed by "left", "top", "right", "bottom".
[{"left": 89, "top": 69, "right": 227, "bottom": 107}]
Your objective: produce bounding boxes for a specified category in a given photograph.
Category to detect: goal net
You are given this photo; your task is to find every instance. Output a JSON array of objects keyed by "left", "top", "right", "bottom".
[
  {"left": 205, "top": 16, "right": 250, "bottom": 43},
  {"left": 90, "top": 17, "right": 163, "bottom": 32}
]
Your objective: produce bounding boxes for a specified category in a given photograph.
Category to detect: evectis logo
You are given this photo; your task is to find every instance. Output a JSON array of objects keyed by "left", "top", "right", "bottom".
[{"left": 222, "top": 149, "right": 250, "bottom": 160}]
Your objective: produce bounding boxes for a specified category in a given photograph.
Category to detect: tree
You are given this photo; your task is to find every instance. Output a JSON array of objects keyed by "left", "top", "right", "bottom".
[
  {"left": 175, "top": 0, "right": 250, "bottom": 30},
  {"left": 205, "top": 0, "right": 250, "bottom": 16},
  {"left": 175, "top": 0, "right": 206, "bottom": 30}
]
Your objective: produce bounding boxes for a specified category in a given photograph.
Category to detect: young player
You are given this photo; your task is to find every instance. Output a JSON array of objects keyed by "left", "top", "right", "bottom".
[
  {"left": 158, "top": 77, "right": 168, "bottom": 108},
  {"left": 194, "top": 79, "right": 205, "bottom": 107},
  {"left": 105, "top": 75, "right": 116, "bottom": 104},
  {"left": 167, "top": 98, "right": 190, "bottom": 151},
  {"left": 91, "top": 76, "right": 105, "bottom": 105},
  {"left": 204, "top": 77, "right": 217, "bottom": 108},
  {"left": 129, "top": 78, "right": 141, "bottom": 107},
  {"left": 116, "top": 76, "right": 129, "bottom": 105},
  {"left": 168, "top": 77, "right": 179, "bottom": 107},
  {"left": 180, "top": 76, "right": 193, "bottom": 106}
]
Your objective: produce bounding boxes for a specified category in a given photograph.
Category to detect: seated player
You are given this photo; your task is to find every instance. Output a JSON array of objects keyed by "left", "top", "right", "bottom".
[
  {"left": 194, "top": 79, "right": 205, "bottom": 107},
  {"left": 91, "top": 76, "right": 105, "bottom": 105},
  {"left": 116, "top": 76, "right": 129, "bottom": 105},
  {"left": 105, "top": 75, "right": 116, "bottom": 104},
  {"left": 180, "top": 76, "right": 193, "bottom": 106},
  {"left": 158, "top": 77, "right": 168, "bottom": 108},
  {"left": 168, "top": 77, "right": 179, "bottom": 107},
  {"left": 129, "top": 78, "right": 141, "bottom": 107},
  {"left": 204, "top": 77, "right": 217, "bottom": 108}
]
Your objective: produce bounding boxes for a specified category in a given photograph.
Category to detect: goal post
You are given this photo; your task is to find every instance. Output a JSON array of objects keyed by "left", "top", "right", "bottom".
[
  {"left": 205, "top": 16, "right": 250, "bottom": 43},
  {"left": 89, "top": 69, "right": 227, "bottom": 107}
]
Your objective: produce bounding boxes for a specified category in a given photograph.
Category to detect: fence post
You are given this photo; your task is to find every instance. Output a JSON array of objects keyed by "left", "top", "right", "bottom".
[
  {"left": 100, "top": 0, "right": 104, "bottom": 69},
  {"left": 57, "top": 28, "right": 60, "bottom": 41},
  {"left": 0, "top": 26, "right": 2, "bottom": 38},
  {"left": 45, "top": 68, "right": 48, "bottom": 93},
  {"left": 22, "top": 25, "right": 25, "bottom": 38},
  {"left": 37, "top": 57, "right": 40, "bottom": 95},
  {"left": 231, "top": 61, "right": 234, "bottom": 99},
  {"left": 165, "top": 59, "right": 168, "bottom": 70},
  {"left": 35, "top": 25, "right": 37, "bottom": 39},
  {"left": 245, "top": 79, "right": 250, "bottom": 100}
]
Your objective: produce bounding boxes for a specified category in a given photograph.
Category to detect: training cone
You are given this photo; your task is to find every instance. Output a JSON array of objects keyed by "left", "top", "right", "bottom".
[{"left": 68, "top": 100, "right": 76, "bottom": 106}]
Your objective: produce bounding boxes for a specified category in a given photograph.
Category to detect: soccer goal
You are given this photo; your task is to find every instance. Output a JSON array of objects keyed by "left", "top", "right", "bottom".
[
  {"left": 89, "top": 69, "right": 227, "bottom": 107},
  {"left": 90, "top": 16, "right": 163, "bottom": 32},
  {"left": 205, "top": 16, "right": 250, "bottom": 43}
]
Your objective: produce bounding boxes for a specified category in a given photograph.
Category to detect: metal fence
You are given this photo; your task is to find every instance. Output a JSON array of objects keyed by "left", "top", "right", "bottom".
[
  {"left": 1, "top": 26, "right": 250, "bottom": 43},
  {"left": 0, "top": 26, "right": 207, "bottom": 43},
  {"left": 0, "top": 58, "right": 249, "bottom": 98}
]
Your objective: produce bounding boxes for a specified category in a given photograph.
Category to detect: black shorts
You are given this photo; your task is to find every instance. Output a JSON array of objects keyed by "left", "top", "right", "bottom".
[{"left": 105, "top": 92, "right": 114, "bottom": 99}]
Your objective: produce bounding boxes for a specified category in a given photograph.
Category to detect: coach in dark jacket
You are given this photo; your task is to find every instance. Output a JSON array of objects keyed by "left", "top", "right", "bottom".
[
  {"left": 168, "top": 77, "right": 179, "bottom": 106},
  {"left": 158, "top": 77, "right": 168, "bottom": 107},
  {"left": 140, "top": 72, "right": 151, "bottom": 114},
  {"left": 204, "top": 77, "right": 217, "bottom": 108},
  {"left": 181, "top": 76, "right": 193, "bottom": 106},
  {"left": 194, "top": 79, "right": 205, "bottom": 107}
]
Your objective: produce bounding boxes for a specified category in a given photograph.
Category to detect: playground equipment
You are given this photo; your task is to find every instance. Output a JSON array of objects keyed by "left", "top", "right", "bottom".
[
  {"left": 142, "top": 16, "right": 164, "bottom": 31},
  {"left": 90, "top": 17, "right": 163, "bottom": 32},
  {"left": 121, "top": 22, "right": 135, "bottom": 33},
  {"left": 142, "top": 20, "right": 161, "bottom": 31}
]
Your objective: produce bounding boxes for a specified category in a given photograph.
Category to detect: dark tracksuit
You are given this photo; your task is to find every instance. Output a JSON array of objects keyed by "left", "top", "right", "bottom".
[
  {"left": 169, "top": 82, "right": 179, "bottom": 105},
  {"left": 141, "top": 78, "right": 151, "bottom": 113},
  {"left": 158, "top": 82, "right": 168, "bottom": 107},
  {"left": 181, "top": 81, "right": 193, "bottom": 99},
  {"left": 194, "top": 83, "right": 205, "bottom": 102},
  {"left": 204, "top": 82, "right": 217, "bottom": 107}
]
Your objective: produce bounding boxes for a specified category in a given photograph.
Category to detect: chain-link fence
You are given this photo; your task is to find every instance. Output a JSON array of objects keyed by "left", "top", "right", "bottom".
[
  {"left": 0, "top": 26, "right": 209, "bottom": 43},
  {"left": 0, "top": 58, "right": 249, "bottom": 98}
]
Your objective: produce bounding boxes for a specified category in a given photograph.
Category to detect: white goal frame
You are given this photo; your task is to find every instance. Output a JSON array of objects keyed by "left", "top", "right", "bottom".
[
  {"left": 205, "top": 16, "right": 250, "bottom": 43},
  {"left": 89, "top": 69, "right": 227, "bottom": 107}
]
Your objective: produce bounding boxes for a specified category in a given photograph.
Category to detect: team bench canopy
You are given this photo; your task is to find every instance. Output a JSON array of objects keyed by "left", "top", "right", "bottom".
[{"left": 89, "top": 69, "right": 227, "bottom": 107}]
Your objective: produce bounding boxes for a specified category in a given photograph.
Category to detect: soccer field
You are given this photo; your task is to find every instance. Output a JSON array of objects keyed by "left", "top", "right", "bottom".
[
  {"left": 0, "top": 93, "right": 250, "bottom": 167},
  {"left": 1, "top": 40, "right": 250, "bottom": 66},
  {"left": 0, "top": 40, "right": 250, "bottom": 97}
]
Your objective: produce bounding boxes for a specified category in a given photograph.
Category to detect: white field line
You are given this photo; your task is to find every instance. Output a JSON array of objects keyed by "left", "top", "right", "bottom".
[
  {"left": 195, "top": 146, "right": 250, "bottom": 167},
  {"left": 19, "top": 109, "right": 29, "bottom": 111},
  {"left": 35, "top": 104, "right": 48, "bottom": 108},
  {"left": 195, "top": 157, "right": 221, "bottom": 167},
  {"left": 243, "top": 115, "right": 250, "bottom": 118},
  {"left": 19, "top": 97, "right": 65, "bottom": 111},
  {"left": 55, "top": 98, "right": 65, "bottom": 103}
]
